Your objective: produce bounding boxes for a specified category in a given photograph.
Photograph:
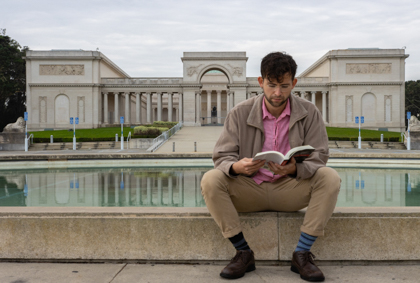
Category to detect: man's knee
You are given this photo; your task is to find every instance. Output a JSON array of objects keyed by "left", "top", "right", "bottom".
[
  {"left": 201, "top": 169, "right": 228, "bottom": 197},
  {"left": 314, "top": 167, "right": 341, "bottom": 196}
]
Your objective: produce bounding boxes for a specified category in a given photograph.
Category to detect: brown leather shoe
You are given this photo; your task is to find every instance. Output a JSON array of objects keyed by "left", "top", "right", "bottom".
[
  {"left": 220, "top": 250, "right": 256, "bottom": 279},
  {"left": 291, "top": 251, "right": 325, "bottom": 282}
]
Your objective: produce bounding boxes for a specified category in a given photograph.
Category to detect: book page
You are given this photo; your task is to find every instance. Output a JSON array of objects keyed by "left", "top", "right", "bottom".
[
  {"left": 252, "top": 151, "right": 285, "bottom": 164},
  {"left": 284, "top": 145, "right": 314, "bottom": 160}
]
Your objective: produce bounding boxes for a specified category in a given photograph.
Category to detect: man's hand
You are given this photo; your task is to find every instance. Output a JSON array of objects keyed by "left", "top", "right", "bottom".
[
  {"left": 267, "top": 157, "right": 297, "bottom": 176},
  {"left": 231, "top": 158, "right": 265, "bottom": 176}
]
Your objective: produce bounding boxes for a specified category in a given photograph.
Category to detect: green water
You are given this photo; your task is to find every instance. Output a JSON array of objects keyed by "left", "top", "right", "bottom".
[{"left": 0, "top": 167, "right": 419, "bottom": 207}]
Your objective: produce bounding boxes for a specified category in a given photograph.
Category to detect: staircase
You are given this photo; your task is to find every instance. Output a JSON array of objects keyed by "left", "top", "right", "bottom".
[
  {"left": 328, "top": 141, "right": 406, "bottom": 150},
  {"left": 29, "top": 141, "right": 119, "bottom": 151}
]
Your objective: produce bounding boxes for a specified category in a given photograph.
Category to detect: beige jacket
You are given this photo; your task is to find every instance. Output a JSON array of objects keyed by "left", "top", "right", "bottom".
[{"left": 213, "top": 93, "right": 329, "bottom": 181}]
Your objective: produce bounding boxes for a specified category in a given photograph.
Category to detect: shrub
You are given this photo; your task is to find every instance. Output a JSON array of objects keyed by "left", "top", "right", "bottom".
[
  {"left": 134, "top": 126, "right": 166, "bottom": 136},
  {"left": 152, "top": 121, "right": 177, "bottom": 128}
]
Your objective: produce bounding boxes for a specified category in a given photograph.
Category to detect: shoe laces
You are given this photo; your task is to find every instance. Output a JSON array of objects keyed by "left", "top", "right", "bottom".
[{"left": 298, "top": 251, "right": 316, "bottom": 265}]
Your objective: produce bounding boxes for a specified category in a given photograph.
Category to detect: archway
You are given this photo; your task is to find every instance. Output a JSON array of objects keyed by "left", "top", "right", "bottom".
[
  {"left": 55, "top": 94, "right": 70, "bottom": 126},
  {"left": 200, "top": 69, "right": 229, "bottom": 125},
  {"left": 361, "top": 93, "right": 376, "bottom": 123}
]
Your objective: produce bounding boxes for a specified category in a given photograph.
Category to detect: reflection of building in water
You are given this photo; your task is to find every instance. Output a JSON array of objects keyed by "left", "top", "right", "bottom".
[
  {"left": 406, "top": 172, "right": 420, "bottom": 206},
  {"left": 3, "top": 167, "right": 419, "bottom": 208},
  {"left": 336, "top": 169, "right": 407, "bottom": 207},
  {"left": 23, "top": 169, "right": 209, "bottom": 207}
]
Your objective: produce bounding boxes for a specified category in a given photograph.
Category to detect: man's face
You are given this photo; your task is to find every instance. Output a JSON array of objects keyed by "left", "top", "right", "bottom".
[{"left": 258, "top": 73, "right": 297, "bottom": 109}]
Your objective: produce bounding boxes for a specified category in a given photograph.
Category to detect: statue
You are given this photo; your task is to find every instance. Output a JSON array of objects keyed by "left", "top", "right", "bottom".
[
  {"left": 2, "top": 117, "right": 25, "bottom": 133},
  {"left": 409, "top": 115, "right": 420, "bottom": 131}
]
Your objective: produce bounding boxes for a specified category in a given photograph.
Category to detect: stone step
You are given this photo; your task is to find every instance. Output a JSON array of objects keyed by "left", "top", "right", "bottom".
[{"left": 29, "top": 141, "right": 118, "bottom": 151}]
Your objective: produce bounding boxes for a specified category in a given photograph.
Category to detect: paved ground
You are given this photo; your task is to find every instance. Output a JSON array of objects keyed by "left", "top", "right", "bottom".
[{"left": 0, "top": 262, "right": 419, "bottom": 283}]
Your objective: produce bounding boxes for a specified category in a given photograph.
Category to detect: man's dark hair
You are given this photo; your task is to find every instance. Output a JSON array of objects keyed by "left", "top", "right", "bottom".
[{"left": 260, "top": 52, "right": 297, "bottom": 82}]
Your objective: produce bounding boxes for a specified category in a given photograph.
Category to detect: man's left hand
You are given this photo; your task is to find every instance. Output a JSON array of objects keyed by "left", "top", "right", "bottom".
[{"left": 267, "top": 157, "right": 297, "bottom": 176}]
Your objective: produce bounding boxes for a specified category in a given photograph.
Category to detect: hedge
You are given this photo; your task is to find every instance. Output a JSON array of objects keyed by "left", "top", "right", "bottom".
[{"left": 328, "top": 137, "right": 401, "bottom": 142}]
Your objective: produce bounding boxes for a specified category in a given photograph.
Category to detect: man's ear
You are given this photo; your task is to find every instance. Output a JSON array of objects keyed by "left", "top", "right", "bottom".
[
  {"left": 258, "top": 76, "right": 264, "bottom": 88},
  {"left": 292, "top": 78, "right": 298, "bottom": 88}
]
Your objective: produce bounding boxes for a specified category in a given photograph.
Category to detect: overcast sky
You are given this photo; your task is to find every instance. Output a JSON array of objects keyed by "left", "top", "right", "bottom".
[{"left": 2, "top": 0, "right": 420, "bottom": 80}]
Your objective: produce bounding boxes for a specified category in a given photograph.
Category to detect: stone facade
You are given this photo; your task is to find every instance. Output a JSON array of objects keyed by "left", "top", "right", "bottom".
[{"left": 25, "top": 49, "right": 409, "bottom": 131}]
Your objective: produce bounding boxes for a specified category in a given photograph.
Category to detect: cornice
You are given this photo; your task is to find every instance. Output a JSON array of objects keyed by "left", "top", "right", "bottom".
[
  {"left": 327, "top": 54, "right": 409, "bottom": 59},
  {"left": 24, "top": 56, "right": 100, "bottom": 61},
  {"left": 103, "top": 84, "right": 183, "bottom": 89},
  {"left": 181, "top": 57, "right": 248, "bottom": 62},
  {"left": 228, "top": 83, "right": 249, "bottom": 88},
  {"left": 328, "top": 81, "right": 403, "bottom": 86},
  {"left": 29, "top": 83, "right": 99, "bottom": 87}
]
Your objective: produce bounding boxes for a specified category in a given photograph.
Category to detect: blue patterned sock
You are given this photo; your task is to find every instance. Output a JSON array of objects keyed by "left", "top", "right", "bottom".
[
  {"left": 229, "top": 232, "right": 251, "bottom": 251},
  {"left": 295, "top": 232, "right": 317, "bottom": 252}
]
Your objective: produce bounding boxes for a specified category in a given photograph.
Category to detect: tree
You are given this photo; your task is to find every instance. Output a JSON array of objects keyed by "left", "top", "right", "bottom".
[
  {"left": 405, "top": 80, "right": 420, "bottom": 123},
  {"left": 0, "top": 29, "right": 28, "bottom": 131}
]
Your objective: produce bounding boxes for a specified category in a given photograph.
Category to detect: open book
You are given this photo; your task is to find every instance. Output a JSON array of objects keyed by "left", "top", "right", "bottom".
[{"left": 252, "top": 145, "right": 315, "bottom": 166}]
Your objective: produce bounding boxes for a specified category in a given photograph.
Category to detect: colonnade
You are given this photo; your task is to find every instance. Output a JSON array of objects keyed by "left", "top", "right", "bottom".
[
  {"left": 102, "top": 92, "right": 183, "bottom": 125},
  {"left": 196, "top": 90, "right": 234, "bottom": 124},
  {"left": 247, "top": 90, "right": 329, "bottom": 123}
]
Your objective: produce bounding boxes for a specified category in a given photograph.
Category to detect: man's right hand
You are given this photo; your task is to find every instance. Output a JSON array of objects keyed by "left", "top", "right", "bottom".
[{"left": 231, "top": 158, "right": 266, "bottom": 176}]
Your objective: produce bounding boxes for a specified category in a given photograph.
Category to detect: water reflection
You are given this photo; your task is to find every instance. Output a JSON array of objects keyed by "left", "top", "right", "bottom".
[{"left": 0, "top": 167, "right": 419, "bottom": 207}]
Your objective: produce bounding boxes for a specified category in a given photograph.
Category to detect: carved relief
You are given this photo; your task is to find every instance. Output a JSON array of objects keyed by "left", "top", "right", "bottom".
[
  {"left": 39, "top": 96, "right": 47, "bottom": 123},
  {"left": 346, "top": 63, "right": 391, "bottom": 74},
  {"left": 346, "top": 96, "right": 353, "bottom": 122},
  {"left": 187, "top": 64, "right": 203, "bottom": 76},
  {"left": 385, "top": 95, "right": 392, "bottom": 122},
  {"left": 228, "top": 64, "right": 243, "bottom": 76},
  {"left": 77, "top": 96, "right": 85, "bottom": 123},
  {"left": 40, "top": 65, "right": 85, "bottom": 75}
]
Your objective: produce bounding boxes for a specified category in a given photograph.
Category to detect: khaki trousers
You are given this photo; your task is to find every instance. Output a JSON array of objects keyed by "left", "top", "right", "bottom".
[{"left": 201, "top": 167, "right": 341, "bottom": 238}]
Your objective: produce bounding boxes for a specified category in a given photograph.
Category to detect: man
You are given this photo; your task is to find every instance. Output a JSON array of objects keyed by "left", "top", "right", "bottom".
[{"left": 201, "top": 52, "right": 341, "bottom": 282}]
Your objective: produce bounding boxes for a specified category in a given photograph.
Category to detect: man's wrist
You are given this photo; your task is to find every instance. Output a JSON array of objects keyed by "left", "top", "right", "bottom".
[{"left": 229, "top": 163, "right": 239, "bottom": 176}]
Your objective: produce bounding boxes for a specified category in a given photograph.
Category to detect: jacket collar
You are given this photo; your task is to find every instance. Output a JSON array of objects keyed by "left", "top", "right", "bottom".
[{"left": 246, "top": 93, "right": 308, "bottom": 132}]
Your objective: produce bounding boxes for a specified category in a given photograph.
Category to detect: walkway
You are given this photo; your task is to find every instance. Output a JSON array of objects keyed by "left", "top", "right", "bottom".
[{"left": 0, "top": 262, "right": 417, "bottom": 283}]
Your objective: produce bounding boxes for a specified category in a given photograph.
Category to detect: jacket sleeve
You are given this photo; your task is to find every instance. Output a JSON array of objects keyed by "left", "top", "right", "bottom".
[
  {"left": 294, "top": 108, "right": 329, "bottom": 181},
  {"left": 212, "top": 112, "right": 241, "bottom": 178}
]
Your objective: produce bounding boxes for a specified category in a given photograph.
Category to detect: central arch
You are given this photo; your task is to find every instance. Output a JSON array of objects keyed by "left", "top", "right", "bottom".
[
  {"left": 197, "top": 64, "right": 233, "bottom": 84},
  {"left": 200, "top": 69, "right": 230, "bottom": 125}
]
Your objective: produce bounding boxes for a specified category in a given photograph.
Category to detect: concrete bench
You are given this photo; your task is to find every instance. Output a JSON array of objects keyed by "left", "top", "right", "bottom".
[{"left": 0, "top": 207, "right": 419, "bottom": 263}]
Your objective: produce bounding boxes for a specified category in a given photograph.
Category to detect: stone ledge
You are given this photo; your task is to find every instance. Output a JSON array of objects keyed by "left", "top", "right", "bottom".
[{"left": 0, "top": 207, "right": 419, "bottom": 262}]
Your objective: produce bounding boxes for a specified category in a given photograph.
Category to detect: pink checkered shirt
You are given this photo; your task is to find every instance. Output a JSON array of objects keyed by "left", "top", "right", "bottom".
[{"left": 252, "top": 98, "right": 291, "bottom": 185}]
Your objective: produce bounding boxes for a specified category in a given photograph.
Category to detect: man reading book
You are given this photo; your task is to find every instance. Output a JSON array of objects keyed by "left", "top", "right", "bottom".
[{"left": 201, "top": 52, "right": 341, "bottom": 282}]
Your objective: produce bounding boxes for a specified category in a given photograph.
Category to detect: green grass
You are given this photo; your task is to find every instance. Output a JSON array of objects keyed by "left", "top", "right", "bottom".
[
  {"left": 326, "top": 127, "right": 402, "bottom": 141},
  {"left": 29, "top": 127, "right": 134, "bottom": 139}
]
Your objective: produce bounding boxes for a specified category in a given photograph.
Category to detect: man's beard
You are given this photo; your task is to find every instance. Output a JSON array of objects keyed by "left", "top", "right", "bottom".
[{"left": 265, "top": 94, "right": 287, "bottom": 108}]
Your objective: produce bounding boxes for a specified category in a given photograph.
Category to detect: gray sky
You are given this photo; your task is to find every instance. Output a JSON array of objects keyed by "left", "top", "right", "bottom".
[{"left": 2, "top": 0, "right": 420, "bottom": 80}]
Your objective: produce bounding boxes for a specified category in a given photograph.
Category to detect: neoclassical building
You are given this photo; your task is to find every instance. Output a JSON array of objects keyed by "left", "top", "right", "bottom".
[{"left": 25, "top": 49, "right": 409, "bottom": 131}]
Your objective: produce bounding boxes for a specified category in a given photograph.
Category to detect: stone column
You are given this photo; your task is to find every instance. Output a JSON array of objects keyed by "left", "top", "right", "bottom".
[
  {"left": 217, "top": 90, "right": 221, "bottom": 124},
  {"left": 227, "top": 92, "right": 230, "bottom": 112},
  {"left": 146, "top": 93, "right": 152, "bottom": 124},
  {"left": 168, "top": 176, "right": 173, "bottom": 205},
  {"left": 311, "top": 91, "right": 316, "bottom": 104},
  {"left": 136, "top": 177, "right": 141, "bottom": 206},
  {"left": 157, "top": 177, "right": 162, "bottom": 206},
  {"left": 103, "top": 92, "right": 108, "bottom": 124},
  {"left": 168, "top": 92, "right": 173, "bottom": 122},
  {"left": 136, "top": 93, "right": 141, "bottom": 124},
  {"left": 300, "top": 91, "right": 306, "bottom": 100},
  {"left": 124, "top": 92, "right": 130, "bottom": 124},
  {"left": 322, "top": 91, "right": 327, "bottom": 122},
  {"left": 114, "top": 174, "right": 119, "bottom": 206},
  {"left": 146, "top": 177, "right": 152, "bottom": 205},
  {"left": 207, "top": 91, "right": 212, "bottom": 124},
  {"left": 230, "top": 91, "right": 234, "bottom": 110},
  {"left": 178, "top": 93, "right": 183, "bottom": 122},
  {"left": 195, "top": 91, "right": 201, "bottom": 125},
  {"left": 157, "top": 92, "right": 162, "bottom": 121},
  {"left": 114, "top": 92, "right": 119, "bottom": 124}
]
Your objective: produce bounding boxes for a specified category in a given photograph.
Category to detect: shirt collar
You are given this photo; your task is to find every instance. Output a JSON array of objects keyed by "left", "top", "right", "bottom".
[{"left": 262, "top": 98, "right": 291, "bottom": 120}]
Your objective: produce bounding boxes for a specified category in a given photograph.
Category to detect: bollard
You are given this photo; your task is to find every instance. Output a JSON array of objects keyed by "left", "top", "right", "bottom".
[
  {"left": 115, "top": 134, "right": 118, "bottom": 142},
  {"left": 173, "top": 142, "right": 175, "bottom": 152},
  {"left": 380, "top": 134, "right": 383, "bottom": 142},
  {"left": 50, "top": 135, "right": 53, "bottom": 144},
  {"left": 121, "top": 134, "right": 124, "bottom": 150},
  {"left": 194, "top": 141, "right": 197, "bottom": 152}
]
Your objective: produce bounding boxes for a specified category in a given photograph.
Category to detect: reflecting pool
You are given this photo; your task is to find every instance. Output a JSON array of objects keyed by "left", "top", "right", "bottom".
[{"left": 0, "top": 167, "right": 419, "bottom": 207}]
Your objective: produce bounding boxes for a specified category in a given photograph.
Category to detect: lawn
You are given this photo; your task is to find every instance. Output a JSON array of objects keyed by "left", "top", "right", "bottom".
[{"left": 326, "top": 127, "right": 402, "bottom": 141}]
